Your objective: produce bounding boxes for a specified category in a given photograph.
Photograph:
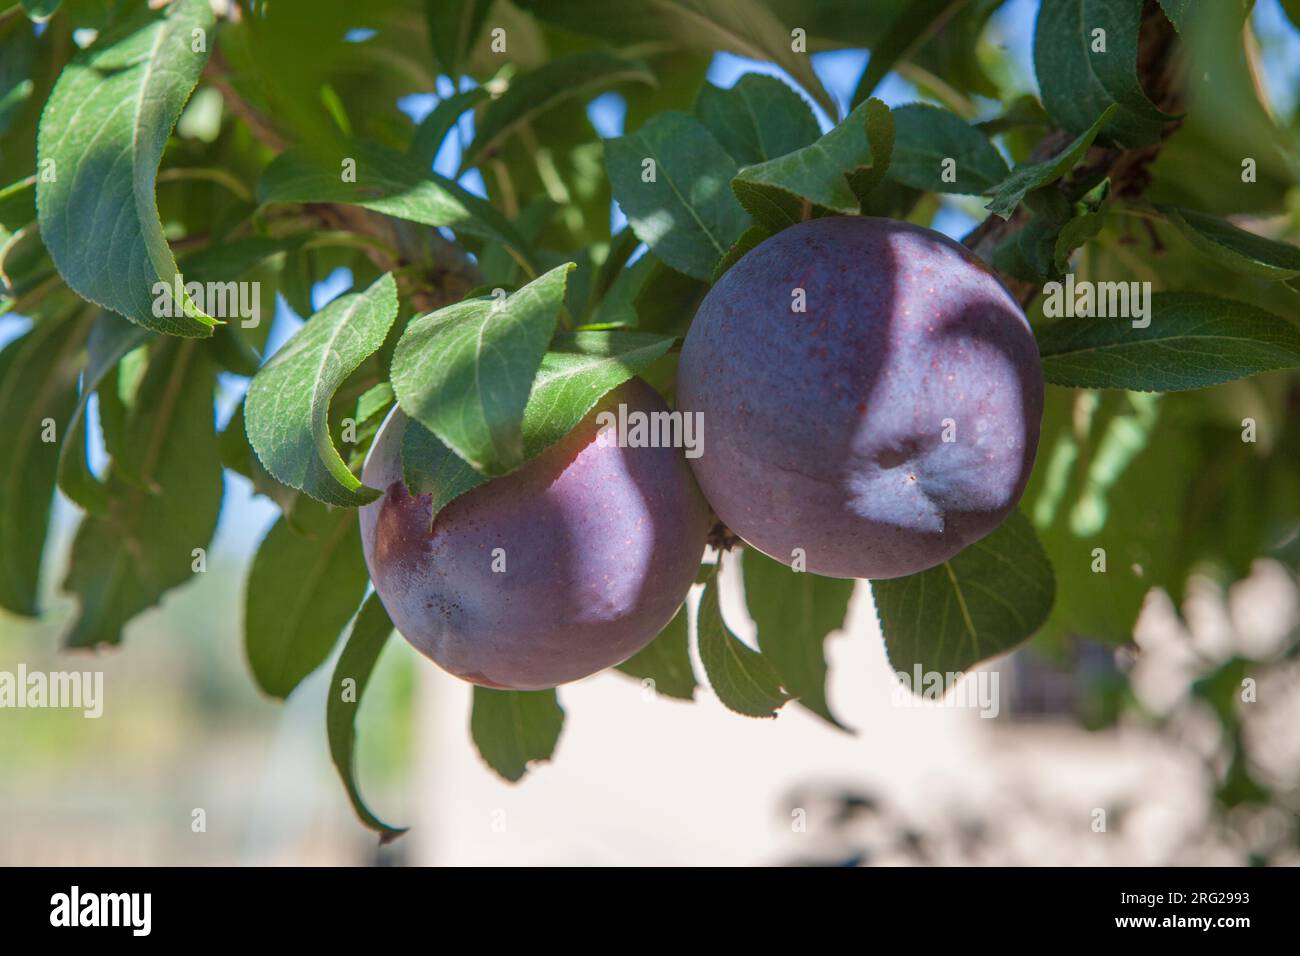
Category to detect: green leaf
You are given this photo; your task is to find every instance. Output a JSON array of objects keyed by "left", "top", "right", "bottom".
[
  {"left": 1024, "top": 389, "right": 1187, "bottom": 644},
  {"left": 57, "top": 312, "right": 151, "bottom": 515},
  {"left": 605, "top": 111, "right": 748, "bottom": 281},
  {"left": 731, "top": 97, "right": 892, "bottom": 231},
  {"left": 742, "top": 549, "right": 854, "bottom": 730},
  {"left": 696, "top": 575, "right": 790, "bottom": 718},
  {"left": 1034, "top": 0, "right": 1172, "bottom": 148},
  {"left": 711, "top": 223, "right": 772, "bottom": 282},
  {"left": 844, "top": 98, "right": 894, "bottom": 206},
  {"left": 1037, "top": 292, "right": 1300, "bottom": 391},
  {"left": 889, "top": 103, "right": 1009, "bottom": 194},
  {"left": 615, "top": 605, "right": 696, "bottom": 700},
  {"left": 398, "top": 329, "right": 676, "bottom": 519},
  {"left": 461, "top": 52, "right": 654, "bottom": 171},
  {"left": 244, "top": 499, "right": 370, "bottom": 699},
  {"left": 470, "top": 687, "right": 565, "bottom": 783},
  {"left": 872, "top": 510, "right": 1056, "bottom": 677},
  {"left": 0, "top": 314, "right": 85, "bottom": 616},
  {"left": 63, "top": 339, "right": 223, "bottom": 647},
  {"left": 693, "top": 73, "right": 821, "bottom": 167},
  {"left": 850, "top": 0, "right": 965, "bottom": 106},
  {"left": 245, "top": 272, "right": 397, "bottom": 506},
  {"left": 407, "top": 87, "right": 487, "bottom": 169},
  {"left": 327, "top": 592, "right": 406, "bottom": 841},
  {"left": 518, "top": 0, "right": 838, "bottom": 119},
  {"left": 0, "top": 17, "right": 38, "bottom": 136},
  {"left": 391, "top": 264, "right": 572, "bottom": 477},
  {"left": 36, "top": 0, "right": 218, "bottom": 337},
  {"left": 515, "top": 330, "right": 676, "bottom": 453},
  {"left": 984, "top": 104, "right": 1117, "bottom": 219},
  {"left": 425, "top": 0, "right": 491, "bottom": 78},
  {"left": 400, "top": 414, "right": 485, "bottom": 517},
  {"left": 1157, "top": 205, "right": 1300, "bottom": 280},
  {"left": 257, "top": 138, "right": 533, "bottom": 266}
]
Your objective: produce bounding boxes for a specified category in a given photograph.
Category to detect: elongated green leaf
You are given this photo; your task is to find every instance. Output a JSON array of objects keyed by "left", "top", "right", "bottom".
[
  {"left": 1037, "top": 292, "right": 1300, "bottom": 391},
  {"left": 246, "top": 272, "right": 397, "bottom": 507},
  {"left": 399, "top": 329, "right": 676, "bottom": 517},
  {"left": 425, "top": 0, "right": 491, "bottom": 77},
  {"left": 400, "top": 414, "right": 485, "bottom": 515},
  {"left": 889, "top": 103, "right": 1009, "bottom": 194},
  {"left": 519, "top": 329, "right": 677, "bottom": 451},
  {"left": 470, "top": 687, "right": 565, "bottom": 782},
  {"left": 327, "top": 592, "right": 406, "bottom": 840},
  {"left": 731, "top": 97, "right": 892, "bottom": 231},
  {"left": 696, "top": 576, "right": 790, "bottom": 718},
  {"left": 850, "top": 0, "right": 964, "bottom": 106},
  {"left": 36, "top": 0, "right": 217, "bottom": 337},
  {"left": 391, "top": 264, "right": 572, "bottom": 477},
  {"left": 245, "top": 499, "right": 370, "bottom": 699},
  {"left": 1158, "top": 205, "right": 1300, "bottom": 280},
  {"left": 462, "top": 52, "right": 654, "bottom": 171},
  {"left": 63, "top": 339, "right": 223, "bottom": 647},
  {"left": 984, "top": 105, "right": 1117, "bottom": 218},
  {"left": 742, "top": 550, "right": 854, "bottom": 729},
  {"left": 0, "top": 314, "right": 86, "bottom": 615},
  {"left": 408, "top": 88, "right": 487, "bottom": 169},
  {"left": 257, "top": 138, "right": 533, "bottom": 264},
  {"left": 0, "top": 18, "right": 38, "bottom": 136},
  {"left": 694, "top": 74, "right": 821, "bottom": 167},
  {"left": 615, "top": 605, "right": 696, "bottom": 700},
  {"left": 872, "top": 511, "right": 1055, "bottom": 676},
  {"left": 519, "top": 0, "right": 837, "bottom": 119},
  {"left": 57, "top": 313, "right": 151, "bottom": 515},
  {"left": 711, "top": 223, "right": 772, "bottom": 282},
  {"left": 1034, "top": 0, "right": 1172, "bottom": 148},
  {"left": 605, "top": 111, "right": 748, "bottom": 281}
]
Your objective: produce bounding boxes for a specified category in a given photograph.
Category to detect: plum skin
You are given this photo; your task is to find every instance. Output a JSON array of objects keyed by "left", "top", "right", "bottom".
[
  {"left": 676, "top": 215, "right": 1044, "bottom": 579},
  {"left": 359, "top": 379, "right": 711, "bottom": 690}
]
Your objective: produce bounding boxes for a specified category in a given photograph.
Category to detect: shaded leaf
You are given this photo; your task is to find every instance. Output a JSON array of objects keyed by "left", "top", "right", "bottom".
[
  {"left": 470, "top": 687, "right": 565, "bottom": 782},
  {"left": 605, "top": 111, "right": 748, "bottom": 280},
  {"left": 36, "top": 0, "right": 218, "bottom": 336},
  {"left": 257, "top": 138, "right": 533, "bottom": 265},
  {"left": 407, "top": 87, "right": 487, "bottom": 169},
  {"left": 850, "top": 0, "right": 965, "bottom": 106},
  {"left": 57, "top": 312, "right": 151, "bottom": 515},
  {"left": 1158, "top": 205, "right": 1300, "bottom": 281},
  {"left": 63, "top": 339, "right": 223, "bottom": 647},
  {"left": 1034, "top": 0, "right": 1172, "bottom": 148},
  {"left": 462, "top": 51, "right": 654, "bottom": 170},
  {"left": 327, "top": 592, "right": 406, "bottom": 840},
  {"left": 742, "top": 549, "right": 854, "bottom": 730},
  {"left": 889, "top": 103, "right": 1008, "bottom": 194},
  {"left": 694, "top": 73, "right": 820, "bottom": 167},
  {"left": 731, "top": 97, "right": 892, "bottom": 231},
  {"left": 244, "top": 499, "right": 369, "bottom": 699},
  {"left": 615, "top": 605, "right": 696, "bottom": 700},
  {"left": 984, "top": 104, "right": 1117, "bottom": 219},
  {"left": 0, "top": 314, "right": 85, "bottom": 615},
  {"left": 1037, "top": 292, "right": 1300, "bottom": 391},
  {"left": 696, "top": 575, "right": 790, "bottom": 718},
  {"left": 872, "top": 511, "right": 1055, "bottom": 676}
]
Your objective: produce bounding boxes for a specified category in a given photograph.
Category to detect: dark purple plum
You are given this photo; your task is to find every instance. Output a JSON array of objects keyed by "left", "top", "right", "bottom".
[
  {"left": 676, "top": 215, "right": 1043, "bottom": 579},
  {"left": 360, "top": 379, "right": 711, "bottom": 690}
]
